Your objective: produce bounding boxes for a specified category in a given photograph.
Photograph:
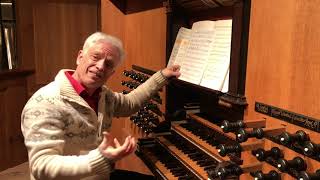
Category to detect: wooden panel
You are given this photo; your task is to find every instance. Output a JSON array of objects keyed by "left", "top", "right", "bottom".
[
  {"left": 33, "top": 0, "right": 99, "bottom": 85},
  {"left": 14, "top": 0, "right": 36, "bottom": 97},
  {"left": 0, "top": 86, "right": 7, "bottom": 171},
  {"left": 109, "top": 0, "right": 164, "bottom": 14},
  {"left": 102, "top": 1, "right": 166, "bottom": 175},
  {"left": 115, "top": 7, "right": 167, "bottom": 173},
  {"left": 124, "top": 8, "right": 166, "bottom": 72},
  {"left": 0, "top": 78, "right": 28, "bottom": 171},
  {"left": 124, "top": 7, "right": 167, "bottom": 127},
  {"left": 101, "top": 0, "right": 125, "bottom": 40},
  {"left": 101, "top": 0, "right": 125, "bottom": 92},
  {"left": 16, "top": 0, "right": 35, "bottom": 70},
  {"left": 245, "top": 0, "right": 320, "bottom": 178}
]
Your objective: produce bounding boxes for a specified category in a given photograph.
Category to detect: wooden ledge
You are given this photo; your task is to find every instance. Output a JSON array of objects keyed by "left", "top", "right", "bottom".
[{"left": 0, "top": 69, "right": 34, "bottom": 80}]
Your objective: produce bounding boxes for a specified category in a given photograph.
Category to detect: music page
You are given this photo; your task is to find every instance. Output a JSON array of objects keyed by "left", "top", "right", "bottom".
[
  {"left": 167, "top": 20, "right": 232, "bottom": 91},
  {"left": 200, "top": 19, "right": 232, "bottom": 91},
  {"left": 167, "top": 27, "right": 192, "bottom": 67},
  {"left": 177, "top": 21, "right": 216, "bottom": 85}
]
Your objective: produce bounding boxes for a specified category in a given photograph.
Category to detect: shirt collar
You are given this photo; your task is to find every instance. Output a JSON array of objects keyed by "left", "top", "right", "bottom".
[{"left": 64, "top": 71, "right": 101, "bottom": 97}]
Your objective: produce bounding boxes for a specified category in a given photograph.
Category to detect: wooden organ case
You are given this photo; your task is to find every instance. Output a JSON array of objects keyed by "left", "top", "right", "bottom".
[
  {"left": 107, "top": 0, "right": 320, "bottom": 179},
  {"left": 161, "top": 1, "right": 254, "bottom": 179},
  {"left": 110, "top": 0, "right": 257, "bottom": 179}
]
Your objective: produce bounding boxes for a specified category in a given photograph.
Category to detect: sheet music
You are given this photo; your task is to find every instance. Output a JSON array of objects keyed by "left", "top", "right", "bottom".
[
  {"left": 192, "top": 20, "right": 215, "bottom": 31},
  {"left": 167, "top": 27, "right": 192, "bottom": 67},
  {"left": 178, "top": 21, "right": 216, "bottom": 84},
  {"left": 200, "top": 19, "right": 232, "bottom": 91},
  {"left": 167, "top": 19, "right": 232, "bottom": 91}
]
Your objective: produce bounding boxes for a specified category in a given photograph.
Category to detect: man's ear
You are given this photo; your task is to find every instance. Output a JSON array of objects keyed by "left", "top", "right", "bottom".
[{"left": 76, "top": 50, "right": 83, "bottom": 65}]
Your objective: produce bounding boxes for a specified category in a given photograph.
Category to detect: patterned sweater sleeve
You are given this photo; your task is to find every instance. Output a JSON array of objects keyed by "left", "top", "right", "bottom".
[
  {"left": 21, "top": 96, "right": 112, "bottom": 180},
  {"left": 113, "top": 71, "right": 167, "bottom": 117}
]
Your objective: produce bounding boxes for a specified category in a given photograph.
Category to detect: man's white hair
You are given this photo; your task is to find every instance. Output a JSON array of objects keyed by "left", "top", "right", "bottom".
[{"left": 83, "top": 32, "right": 125, "bottom": 63}]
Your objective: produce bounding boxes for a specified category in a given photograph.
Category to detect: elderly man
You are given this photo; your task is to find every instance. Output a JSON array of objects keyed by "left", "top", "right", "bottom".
[{"left": 21, "top": 32, "right": 180, "bottom": 180}]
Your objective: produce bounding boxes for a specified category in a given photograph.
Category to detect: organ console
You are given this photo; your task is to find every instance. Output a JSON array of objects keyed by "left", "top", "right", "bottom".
[
  {"left": 276, "top": 157, "right": 307, "bottom": 173},
  {"left": 298, "top": 169, "right": 320, "bottom": 180},
  {"left": 220, "top": 119, "right": 266, "bottom": 133},
  {"left": 110, "top": 0, "right": 320, "bottom": 180},
  {"left": 250, "top": 170, "right": 281, "bottom": 180},
  {"left": 114, "top": 0, "right": 257, "bottom": 177}
]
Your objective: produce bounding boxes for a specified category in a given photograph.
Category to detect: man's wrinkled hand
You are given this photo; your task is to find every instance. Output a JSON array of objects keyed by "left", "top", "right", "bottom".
[
  {"left": 161, "top": 65, "right": 181, "bottom": 79},
  {"left": 98, "top": 132, "right": 136, "bottom": 161}
]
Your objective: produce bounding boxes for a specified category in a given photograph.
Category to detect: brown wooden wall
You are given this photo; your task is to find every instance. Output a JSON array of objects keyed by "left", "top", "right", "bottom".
[
  {"left": 0, "top": 75, "right": 29, "bottom": 170},
  {"left": 0, "top": 0, "right": 100, "bottom": 171},
  {"left": 245, "top": 0, "right": 320, "bottom": 178},
  {"left": 32, "top": 0, "right": 99, "bottom": 85},
  {"left": 17, "top": 0, "right": 100, "bottom": 95},
  {"left": 101, "top": 0, "right": 167, "bottom": 174}
]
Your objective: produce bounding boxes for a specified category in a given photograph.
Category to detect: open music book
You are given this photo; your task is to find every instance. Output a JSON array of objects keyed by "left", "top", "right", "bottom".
[{"left": 167, "top": 20, "right": 232, "bottom": 92}]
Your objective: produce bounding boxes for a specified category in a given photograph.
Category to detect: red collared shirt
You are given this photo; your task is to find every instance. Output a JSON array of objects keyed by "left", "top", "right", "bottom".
[{"left": 65, "top": 71, "right": 101, "bottom": 114}]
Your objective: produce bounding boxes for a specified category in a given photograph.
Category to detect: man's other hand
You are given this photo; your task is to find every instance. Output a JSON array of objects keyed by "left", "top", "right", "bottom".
[{"left": 98, "top": 132, "right": 136, "bottom": 161}]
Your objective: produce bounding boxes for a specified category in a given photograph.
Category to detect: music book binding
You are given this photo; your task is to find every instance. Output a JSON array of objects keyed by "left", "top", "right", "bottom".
[{"left": 167, "top": 20, "right": 232, "bottom": 92}]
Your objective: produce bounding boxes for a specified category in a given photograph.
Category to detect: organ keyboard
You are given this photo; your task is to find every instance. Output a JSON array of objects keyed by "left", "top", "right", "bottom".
[
  {"left": 136, "top": 114, "right": 265, "bottom": 179},
  {"left": 137, "top": 139, "right": 201, "bottom": 180},
  {"left": 136, "top": 129, "right": 240, "bottom": 180}
]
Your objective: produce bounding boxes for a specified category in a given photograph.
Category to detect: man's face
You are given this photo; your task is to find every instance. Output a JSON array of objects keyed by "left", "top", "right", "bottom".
[{"left": 74, "top": 41, "right": 121, "bottom": 90}]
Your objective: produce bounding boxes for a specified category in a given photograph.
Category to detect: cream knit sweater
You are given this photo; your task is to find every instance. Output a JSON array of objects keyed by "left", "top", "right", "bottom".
[{"left": 21, "top": 69, "right": 167, "bottom": 180}]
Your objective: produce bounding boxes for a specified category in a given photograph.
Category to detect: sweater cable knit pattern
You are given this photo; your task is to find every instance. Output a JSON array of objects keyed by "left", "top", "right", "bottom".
[{"left": 21, "top": 69, "right": 166, "bottom": 180}]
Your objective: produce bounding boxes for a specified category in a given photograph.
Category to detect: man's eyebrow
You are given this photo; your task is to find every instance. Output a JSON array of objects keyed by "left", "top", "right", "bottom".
[{"left": 91, "top": 51, "right": 101, "bottom": 55}]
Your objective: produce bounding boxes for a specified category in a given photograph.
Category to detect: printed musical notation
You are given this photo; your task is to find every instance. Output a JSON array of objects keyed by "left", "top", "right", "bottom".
[{"left": 168, "top": 20, "right": 232, "bottom": 92}]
